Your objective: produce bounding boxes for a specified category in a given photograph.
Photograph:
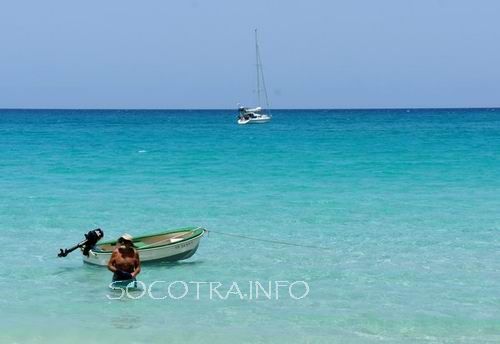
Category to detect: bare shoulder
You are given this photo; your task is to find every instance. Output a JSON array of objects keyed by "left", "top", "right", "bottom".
[{"left": 108, "top": 248, "right": 119, "bottom": 266}]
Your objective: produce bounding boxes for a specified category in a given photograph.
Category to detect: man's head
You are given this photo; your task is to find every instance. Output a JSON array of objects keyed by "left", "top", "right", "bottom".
[{"left": 118, "top": 233, "right": 134, "bottom": 247}]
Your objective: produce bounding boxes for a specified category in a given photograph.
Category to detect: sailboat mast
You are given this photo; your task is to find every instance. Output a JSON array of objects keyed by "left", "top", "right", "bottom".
[
  {"left": 255, "top": 29, "right": 261, "bottom": 107},
  {"left": 259, "top": 48, "right": 271, "bottom": 114}
]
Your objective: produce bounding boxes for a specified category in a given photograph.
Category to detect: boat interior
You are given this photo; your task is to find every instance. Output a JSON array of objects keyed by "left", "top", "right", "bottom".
[{"left": 95, "top": 230, "right": 195, "bottom": 252}]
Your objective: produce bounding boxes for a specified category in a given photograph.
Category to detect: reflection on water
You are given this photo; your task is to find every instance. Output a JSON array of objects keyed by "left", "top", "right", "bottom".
[
  {"left": 110, "top": 314, "right": 143, "bottom": 330},
  {"left": 146, "top": 260, "right": 205, "bottom": 268}
]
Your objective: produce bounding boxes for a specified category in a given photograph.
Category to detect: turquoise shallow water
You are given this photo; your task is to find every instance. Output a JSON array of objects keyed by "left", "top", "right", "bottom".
[{"left": 0, "top": 109, "right": 499, "bottom": 343}]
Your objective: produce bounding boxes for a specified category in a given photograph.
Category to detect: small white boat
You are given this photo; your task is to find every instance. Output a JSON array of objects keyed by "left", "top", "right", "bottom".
[
  {"left": 237, "top": 29, "right": 272, "bottom": 125},
  {"left": 83, "top": 227, "right": 206, "bottom": 266},
  {"left": 237, "top": 106, "right": 271, "bottom": 124}
]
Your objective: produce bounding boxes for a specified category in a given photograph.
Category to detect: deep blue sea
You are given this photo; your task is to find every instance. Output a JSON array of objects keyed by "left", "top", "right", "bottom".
[{"left": 0, "top": 109, "right": 499, "bottom": 343}]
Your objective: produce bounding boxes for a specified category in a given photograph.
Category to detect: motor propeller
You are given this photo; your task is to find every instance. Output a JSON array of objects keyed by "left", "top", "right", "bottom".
[{"left": 58, "top": 228, "right": 104, "bottom": 257}]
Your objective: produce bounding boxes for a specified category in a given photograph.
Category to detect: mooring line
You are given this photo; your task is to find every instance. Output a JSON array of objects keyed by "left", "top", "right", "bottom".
[{"left": 205, "top": 229, "right": 333, "bottom": 251}]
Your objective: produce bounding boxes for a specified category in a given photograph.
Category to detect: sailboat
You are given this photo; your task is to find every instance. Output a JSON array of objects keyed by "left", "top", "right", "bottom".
[{"left": 237, "top": 29, "right": 272, "bottom": 125}]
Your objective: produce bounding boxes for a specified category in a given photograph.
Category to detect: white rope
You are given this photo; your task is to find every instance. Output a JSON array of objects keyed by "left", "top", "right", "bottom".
[{"left": 205, "top": 229, "right": 333, "bottom": 251}]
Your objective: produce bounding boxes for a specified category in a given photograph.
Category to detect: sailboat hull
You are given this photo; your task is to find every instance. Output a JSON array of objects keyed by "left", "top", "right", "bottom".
[{"left": 238, "top": 116, "right": 271, "bottom": 125}]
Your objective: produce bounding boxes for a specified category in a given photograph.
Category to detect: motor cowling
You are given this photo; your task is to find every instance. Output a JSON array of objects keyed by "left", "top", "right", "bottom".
[
  {"left": 82, "top": 229, "right": 104, "bottom": 256},
  {"left": 58, "top": 228, "right": 104, "bottom": 258}
]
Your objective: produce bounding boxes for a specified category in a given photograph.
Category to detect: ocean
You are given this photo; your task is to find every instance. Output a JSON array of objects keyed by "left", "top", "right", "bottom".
[{"left": 0, "top": 108, "right": 499, "bottom": 343}]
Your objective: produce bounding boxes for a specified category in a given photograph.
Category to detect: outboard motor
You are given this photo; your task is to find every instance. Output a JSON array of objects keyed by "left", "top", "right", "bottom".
[{"left": 58, "top": 228, "right": 104, "bottom": 257}]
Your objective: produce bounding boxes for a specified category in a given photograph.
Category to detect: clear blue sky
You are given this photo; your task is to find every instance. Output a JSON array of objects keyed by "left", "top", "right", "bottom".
[{"left": 0, "top": 0, "right": 499, "bottom": 109}]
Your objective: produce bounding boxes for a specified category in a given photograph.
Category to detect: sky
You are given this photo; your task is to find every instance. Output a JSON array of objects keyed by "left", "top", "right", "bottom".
[{"left": 0, "top": 0, "right": 499, "bottom": 109}]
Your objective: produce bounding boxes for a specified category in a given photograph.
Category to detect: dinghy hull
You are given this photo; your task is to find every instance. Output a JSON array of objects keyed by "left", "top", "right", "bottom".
[{"left": 83, "top": 227, "right": 206, "bottom": 266}]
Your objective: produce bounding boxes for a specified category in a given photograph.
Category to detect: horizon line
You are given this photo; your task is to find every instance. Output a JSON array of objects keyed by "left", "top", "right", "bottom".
[{"left": 0, "top": 106, "right": 499, "bottom": 111}]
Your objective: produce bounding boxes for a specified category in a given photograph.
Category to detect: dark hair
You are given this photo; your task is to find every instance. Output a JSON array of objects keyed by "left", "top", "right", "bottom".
[{"left": 118, "top": 238, "right": 135, "bottom": 248}]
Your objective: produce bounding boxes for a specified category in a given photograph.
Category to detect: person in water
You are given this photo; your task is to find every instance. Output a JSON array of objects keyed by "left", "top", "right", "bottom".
[{"left": 107, "top": 234, "right": 141, "bottom": 281}]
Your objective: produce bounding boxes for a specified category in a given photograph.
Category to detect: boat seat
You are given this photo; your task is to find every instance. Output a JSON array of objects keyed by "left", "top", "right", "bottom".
[
  {"left": 133, "top": 241, "right": 148, "bottom": 248},
  {"left": 136, "top": 236, "right": 188, "bottom": 249}
]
